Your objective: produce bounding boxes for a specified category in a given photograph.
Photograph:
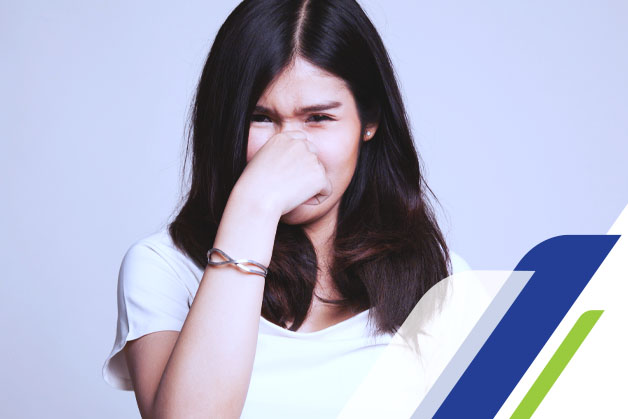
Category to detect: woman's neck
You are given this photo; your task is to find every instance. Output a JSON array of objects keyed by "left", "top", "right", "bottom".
[{"left": 302, "top": 202, "right": 341, "bottom": 300}]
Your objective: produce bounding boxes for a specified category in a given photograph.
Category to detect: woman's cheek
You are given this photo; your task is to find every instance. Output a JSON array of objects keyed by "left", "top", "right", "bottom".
[
  {"left": 319, "top": 128, "right": 359, "bottom": 167},
  {"left": 246, "top": 130, "right": 266, "bottom": 162}
]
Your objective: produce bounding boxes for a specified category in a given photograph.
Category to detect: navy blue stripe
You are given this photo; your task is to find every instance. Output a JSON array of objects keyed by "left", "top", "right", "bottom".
[{"left": 432, "top": 235, "right": 619, "bottom": 418}]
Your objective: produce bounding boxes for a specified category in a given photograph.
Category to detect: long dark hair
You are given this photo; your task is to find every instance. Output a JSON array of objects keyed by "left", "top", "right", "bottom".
[{"left": 168, "top": 0, "right": 450, "bottom": 337}]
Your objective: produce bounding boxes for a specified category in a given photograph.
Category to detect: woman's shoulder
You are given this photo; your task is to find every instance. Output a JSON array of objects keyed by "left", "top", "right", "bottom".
[
  {"left": 104, "top": 228, "right": 199, "bottom": 390},
  {"left": 120, "top": 225, "right": 204, "bottom": 296},
  {"left": 128, "top": 225, "right": 179, "bottom": 257},
  {"left": 129, "top": 225, "right": 194, "bottom": 261}
]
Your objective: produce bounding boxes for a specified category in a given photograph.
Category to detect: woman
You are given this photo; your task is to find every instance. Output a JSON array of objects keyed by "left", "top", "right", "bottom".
[{"left": 103, "top": 0, "right": 459, "bottom": 417}]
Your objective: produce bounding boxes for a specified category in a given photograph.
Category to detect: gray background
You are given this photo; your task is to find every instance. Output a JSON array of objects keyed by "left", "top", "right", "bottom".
[{"left": 2, "top": 0, "right": 626, "bottom": 417}]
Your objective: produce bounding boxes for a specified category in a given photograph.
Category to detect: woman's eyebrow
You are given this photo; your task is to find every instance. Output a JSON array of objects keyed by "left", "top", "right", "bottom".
[{"left": 253, "top": 101, "right": 342, "bottom": 116}]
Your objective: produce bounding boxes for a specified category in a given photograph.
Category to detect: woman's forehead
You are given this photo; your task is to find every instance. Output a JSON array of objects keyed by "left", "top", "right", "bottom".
[
  {"left": 261, "top": 58, "right": 349, "bottom": 96},
  {"left": 257, "top": 67, "right": 352, "bottom": 113}
]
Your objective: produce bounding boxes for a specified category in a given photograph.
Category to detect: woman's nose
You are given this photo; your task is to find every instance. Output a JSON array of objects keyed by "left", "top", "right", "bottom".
[{"left": 277, "top": 119, "right": 303, "bottom": 133}]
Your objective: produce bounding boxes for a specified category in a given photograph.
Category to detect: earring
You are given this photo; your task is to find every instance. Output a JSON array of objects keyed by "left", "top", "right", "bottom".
[{"left": 366, "top": 130, "right": 371, "bottom": 138}]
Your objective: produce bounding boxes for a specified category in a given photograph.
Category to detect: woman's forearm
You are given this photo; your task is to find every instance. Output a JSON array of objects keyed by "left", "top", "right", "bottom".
[{"left": 152, "top": 186, "right": 281, "bottom": 418}]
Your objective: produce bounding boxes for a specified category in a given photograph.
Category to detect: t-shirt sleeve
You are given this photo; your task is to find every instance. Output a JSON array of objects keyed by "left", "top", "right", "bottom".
[{"left": 102, "top": 240, "right": 193, "bottom": 391}]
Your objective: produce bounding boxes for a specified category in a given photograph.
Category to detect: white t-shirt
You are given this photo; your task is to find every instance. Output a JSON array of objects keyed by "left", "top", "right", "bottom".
[{"left": 102, "top": 227, "right": 474, "bottom": 418}]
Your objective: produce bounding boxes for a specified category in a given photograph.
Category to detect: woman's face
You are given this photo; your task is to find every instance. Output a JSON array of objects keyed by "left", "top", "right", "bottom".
[{"left": 247, "top": 57, "right": 378, "bottom": 229}]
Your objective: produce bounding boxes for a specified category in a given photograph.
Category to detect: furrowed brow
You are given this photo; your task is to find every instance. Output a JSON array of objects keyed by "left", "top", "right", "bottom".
[
  {"left": 296, "top": 101, "right": 342, "bottom": 114},
  {"left": 253, "top": 101, "right": 342, "bottom": 116}
]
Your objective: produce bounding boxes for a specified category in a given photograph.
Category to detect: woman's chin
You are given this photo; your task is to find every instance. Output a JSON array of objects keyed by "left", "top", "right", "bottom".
[
  {"left": 279, "top": 204, "right": 318, "bottom": 225},
  {"left": 279, "top": 199, "right": 338, "bottom": 227}
]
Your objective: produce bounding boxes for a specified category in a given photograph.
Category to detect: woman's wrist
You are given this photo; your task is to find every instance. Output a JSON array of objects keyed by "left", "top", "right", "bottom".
[
  {"left": 212, "top": 184, "right": 282, "bottom": 268},
  {"left": 230, "top": 180, "right": 282, "bottom": 222}
]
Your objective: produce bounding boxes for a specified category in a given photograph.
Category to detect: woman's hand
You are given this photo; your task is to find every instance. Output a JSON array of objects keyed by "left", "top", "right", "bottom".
[{"left": 234, "top": 130, "right": 333, "bottom": 217}]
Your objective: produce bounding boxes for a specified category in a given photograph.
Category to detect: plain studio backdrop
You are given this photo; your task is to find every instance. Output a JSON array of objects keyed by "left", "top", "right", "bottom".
[{"left": 1, "top": 0, "right": 626, "bottom": 417}]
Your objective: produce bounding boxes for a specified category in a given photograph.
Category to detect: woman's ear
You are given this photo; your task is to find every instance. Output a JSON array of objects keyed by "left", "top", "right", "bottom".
[{"left": 363, "top": 122, "right": 379, "bottom": 141}]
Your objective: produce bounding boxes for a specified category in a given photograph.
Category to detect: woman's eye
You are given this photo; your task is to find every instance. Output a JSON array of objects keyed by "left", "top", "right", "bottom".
[
  {"left": 307, "top": 114, "right": 332, "bottom": 123},
  {"left": 251, "top": 114, "right": 271, "bottom": 123},
  {"left": 250, "top": 114, "right": 333, "bottom": 123}
]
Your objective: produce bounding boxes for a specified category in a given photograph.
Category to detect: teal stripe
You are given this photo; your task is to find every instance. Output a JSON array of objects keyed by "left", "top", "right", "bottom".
[{"left": 511, "top": 310, "right": 604, "bottom": 418}]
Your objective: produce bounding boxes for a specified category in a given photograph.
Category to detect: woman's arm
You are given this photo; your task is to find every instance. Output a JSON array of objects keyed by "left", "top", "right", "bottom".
[
  {"left": 148, "top": 186, "right": 280, "bottom": 418},
  {"left": 126, "top": 130, "right": 327, "bottom": 418}
]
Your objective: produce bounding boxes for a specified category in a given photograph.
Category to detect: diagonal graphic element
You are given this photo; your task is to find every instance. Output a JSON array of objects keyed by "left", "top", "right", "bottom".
[
  {"left": 510, "top": 310, "right": 604, "bottom": 419},
  {"left": 411, "top": 270, "right": 533, "bottom": 419},
  {"left": 432, "top": 235, "right": 619, "bottom": 418}
]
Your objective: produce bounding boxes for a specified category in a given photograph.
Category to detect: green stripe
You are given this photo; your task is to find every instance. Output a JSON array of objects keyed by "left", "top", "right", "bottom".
[{"left": 510, "top": 310, "right": 604, "bottom": 419}]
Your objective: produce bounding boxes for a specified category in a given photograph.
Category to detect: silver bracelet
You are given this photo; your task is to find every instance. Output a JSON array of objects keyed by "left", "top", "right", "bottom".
[{"left": 206, "top": 248, "right": 269, "bottom": 278}]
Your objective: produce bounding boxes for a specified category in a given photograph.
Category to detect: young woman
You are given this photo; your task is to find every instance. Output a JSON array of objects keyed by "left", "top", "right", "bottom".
[{"left": 103, "top": 0, "right": 466, "bottom": 417}]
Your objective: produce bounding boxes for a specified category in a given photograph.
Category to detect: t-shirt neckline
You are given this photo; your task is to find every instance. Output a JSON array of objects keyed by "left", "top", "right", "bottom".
[{"left": 259, "top": 308, "right": 371, "bottom": 338}]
